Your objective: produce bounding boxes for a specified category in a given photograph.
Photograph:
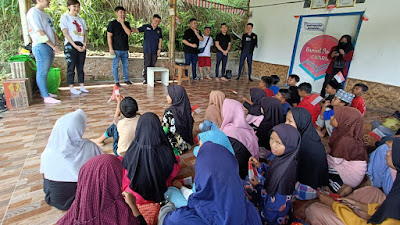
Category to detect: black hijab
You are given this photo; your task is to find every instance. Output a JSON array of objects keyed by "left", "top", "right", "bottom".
[
  {"left": 289, "top": 108, "right": 329, "bottom": 189},
  {"left": 266, "top": 124, "right": 301, "bottom": 196},
  {"left": 369, "top": 138, "right": 400, "bottom": 224},
  {"left": 257, "top": 97, "right": 284, "bottom": 149},
  {"left": 248, "top": 88, "right": 267, "bottom": 116},
  {"left": 336, "top": 35, "right": 354, "bottom": 54},
  {"left": 122, "top": 112, "right": 177, "bottom": 202},
  {"left": 165, "top": 85, "right": 194, "bottom": 145}
]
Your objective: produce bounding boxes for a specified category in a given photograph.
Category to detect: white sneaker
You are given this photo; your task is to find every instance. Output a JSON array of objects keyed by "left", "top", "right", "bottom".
[
  {"left": 70, "top": 88, "right": 81, "bottom": 95},
  {"left": 49, "top": 93, "right": 57, "bottom": 98},
  {"left": 44, "top": 97, "right": 61, "bottom": 104},
  {"left": 80, "top": 86, "right": 89, "bottom": 93}
]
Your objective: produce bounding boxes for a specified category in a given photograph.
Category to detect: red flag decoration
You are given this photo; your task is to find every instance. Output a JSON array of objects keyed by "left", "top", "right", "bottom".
[
  {"left": 310, "top": 94, "right": 323, "bottom": 106},
  {"left": 334, "top": 71, "right": 346, "bottom": 83},
  {"left": 107, "top": 84, "right": 120, "bottom": 103},
  {"left": 179, "top": 176, "right": 193, "bottom": 186},
  {"left": 248, "top": 161, "right": 259, "bottom": 180},
  {"left": 183, "top": 0, "right": 246, "bottom": 16}
]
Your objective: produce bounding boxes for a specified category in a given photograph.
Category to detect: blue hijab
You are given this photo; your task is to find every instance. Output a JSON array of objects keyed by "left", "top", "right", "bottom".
[
  {"left": 193, "top": 129, "right": 234, "bottom": 157},
  {"left": 163, "top": 142, "right": 262, "bottom": 225}
]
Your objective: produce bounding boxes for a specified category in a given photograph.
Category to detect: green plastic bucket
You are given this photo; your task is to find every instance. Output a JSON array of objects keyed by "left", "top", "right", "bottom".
[
  {"left": 8, "top": 55, "right": 61, "bottom": 94},
  {"left": 47, "top": 67, "right": 61, "bottom": 94}
]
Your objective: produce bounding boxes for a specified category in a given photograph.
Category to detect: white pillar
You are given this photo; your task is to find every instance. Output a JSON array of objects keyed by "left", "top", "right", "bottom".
[{"left": 19, "top": 0, "right": 30, "bottom": 46}]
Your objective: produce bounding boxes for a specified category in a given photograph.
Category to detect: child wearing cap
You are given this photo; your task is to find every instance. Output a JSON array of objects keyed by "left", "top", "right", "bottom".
[
  {"left": 316, "top": 89, "right": 354, "bottom": 137},
  {"left": 198, "top": 26, "right": 213, "bottom": 80}
]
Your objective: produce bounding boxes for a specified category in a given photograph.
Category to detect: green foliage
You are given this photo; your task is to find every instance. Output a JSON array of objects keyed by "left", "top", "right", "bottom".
[
  {"left": 0, "top": 0, "right": 22, "bottom": 77},
  {"left": 1, "top": 0, "right": 247, "bottom": 77}
]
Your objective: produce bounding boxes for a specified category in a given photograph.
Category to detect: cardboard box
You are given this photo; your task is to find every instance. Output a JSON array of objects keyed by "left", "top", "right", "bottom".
[{"left": 3, "top": 78, "right": 33, "bottom": 109}]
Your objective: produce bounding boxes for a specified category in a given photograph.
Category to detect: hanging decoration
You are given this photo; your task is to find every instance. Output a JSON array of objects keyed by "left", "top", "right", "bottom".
[{"left": 182, "top": 0, "right": 247, "bottom": 16}]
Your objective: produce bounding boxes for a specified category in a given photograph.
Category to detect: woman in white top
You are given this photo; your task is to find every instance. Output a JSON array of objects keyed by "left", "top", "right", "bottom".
[
  {"left": 60, "top": 0, "right": 88, "bottom": 95},
  {"left": 27, "top": 0, "right": 61, "bottom": 104},
  {"left": 40, "top": 109, "right": 103, "bottom": 210}
]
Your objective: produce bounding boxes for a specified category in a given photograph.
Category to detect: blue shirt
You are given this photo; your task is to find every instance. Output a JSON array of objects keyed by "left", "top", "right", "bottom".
[
  {"left": 270, "top": 86, "right": 280, "bottom": 95},
  {"left": 323, "top": 110, "right": 335, "bottom": 120},
  {"left": 137, "top": 24, "right": 162, "bottom": 54},
  {"left": 282, "top": 102, "right": 291, "bottom": 117}
]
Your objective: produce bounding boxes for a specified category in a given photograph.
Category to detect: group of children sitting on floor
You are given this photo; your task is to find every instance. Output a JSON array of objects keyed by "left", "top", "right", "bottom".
[{"left": 40, "top": 75, "right": 400, "bottom": 225}]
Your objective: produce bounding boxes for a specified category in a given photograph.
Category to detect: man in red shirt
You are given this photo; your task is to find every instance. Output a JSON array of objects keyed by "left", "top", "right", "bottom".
[
  {"left": 297, "top": 83, "right": 321, "bottom": 127},
  {"left": 351, "top": 83, "right": 368, "bottom": 116}
]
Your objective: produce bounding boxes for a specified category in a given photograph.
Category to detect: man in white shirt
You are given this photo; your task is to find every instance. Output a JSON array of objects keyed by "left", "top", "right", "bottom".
[{"left": 197, "top": 26, "right": 213, "bottom": 80}]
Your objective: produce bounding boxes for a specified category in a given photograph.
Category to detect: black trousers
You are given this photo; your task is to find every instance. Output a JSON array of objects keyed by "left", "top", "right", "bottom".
[
  {"left": 65, "top": 42, "right": 86, "bottom": 85},
  {"left": 142, "top": 53, "right": 158, "bottom": 81}
]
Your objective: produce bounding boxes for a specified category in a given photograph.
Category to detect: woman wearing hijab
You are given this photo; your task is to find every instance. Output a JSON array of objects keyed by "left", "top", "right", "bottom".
[
  {"left": 306, "top": 138, "right": 400, "bottom": 225},
  {"left": 158, "top": 142, "right": 262, "bottom": 225},
  {"left": 244, "top": 88, "right": 267, "bottom": 128},
  {"left": 200, "top": 90, "right": 225, "bottom": 132},
  {"left": 257, "top": 97, "right": 284, "bottom": 150},
  {"left": 57, "top": 154, "right": 146, "bottom": 225},
  {"left": 40, "top": 109, "right": 103, "bottom": 210},
  {"left": 320, "top": 35, "right": 354, "bottom": 97},
  {"left": 162, "top": 85, "right": 194, "bottom": 155},
  {"left": 286, "top": 108, "right": 329, "bottom": 200},
  {"left": 220, "top": 98, "right": 260, "bottom": 159},
  {"left": 327, "top": 106, "right": 368, "bottom": 196},
  {"left": 248, "top": 124, "right": 301, "bottom": 225},
  {"left": 123, "top": 112, "right": 177, "bottom": 203}
]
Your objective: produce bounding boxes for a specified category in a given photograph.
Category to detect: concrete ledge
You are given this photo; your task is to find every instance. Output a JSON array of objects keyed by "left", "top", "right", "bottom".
[{"left": 53, "top": 52, "right": 244, "bottom": 83}]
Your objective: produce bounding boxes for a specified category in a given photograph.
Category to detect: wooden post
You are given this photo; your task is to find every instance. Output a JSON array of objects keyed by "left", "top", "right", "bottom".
[
  {"left": 245, "top": 0, "right": 251, "bottom": 30},
  {"left": 19, "top": 0, "right": 31, "bottom": 46},
  {"left": 169, "top": 0, "right": 177, "bottom": 78}
]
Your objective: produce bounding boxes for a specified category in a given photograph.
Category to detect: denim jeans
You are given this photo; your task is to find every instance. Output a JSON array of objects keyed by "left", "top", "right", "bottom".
[
  {"left": 184, "top": 53, "right": 198, "bottom": 79},
  {"left": 215, "top": 51, "right": 228, "bottom": 78},
  {"left": 32, "top": 43, "right": 55, "bottom": 98},
  {"left": 105, "top": 124, "right": 119, "bottom": 156},
  {"left": 238, "top": 52, "right": 253, "bottom": 79},
  {"left": 112, "top": 50, "right": 129, "bottom": 82}
]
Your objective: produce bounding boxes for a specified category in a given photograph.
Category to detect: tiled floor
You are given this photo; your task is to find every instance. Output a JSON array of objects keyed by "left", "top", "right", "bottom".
[{"left": 0, "top": 78, "right": 389, "bottom": 224}]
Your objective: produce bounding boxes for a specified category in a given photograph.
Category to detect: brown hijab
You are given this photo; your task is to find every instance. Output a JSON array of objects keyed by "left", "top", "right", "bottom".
[
  {"left": 329, "top": 106, "right": 368, "bottom": 161},
  {"left": 204, "top": 90, "right": 225, "bottom": 127}
]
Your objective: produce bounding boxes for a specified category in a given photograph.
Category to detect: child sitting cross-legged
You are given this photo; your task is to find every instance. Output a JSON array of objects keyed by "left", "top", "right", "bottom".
[
  {"left": 245, "top": 124, "right": 301, "bottom": 225},
  {"left": 91, "top": 94, "right": 140, "bottom": 156},
  {"left": 297, "top": 82, "right": 321, "bottom": 127},
  {"left": 259, "top": 76, "right": 275, "bottom": 97},
  {"left": 316, "top": 89, "right": 354, "bottom": 137},
  {"left": 351, "top": 83, "right": 368, "bottom": 116}
]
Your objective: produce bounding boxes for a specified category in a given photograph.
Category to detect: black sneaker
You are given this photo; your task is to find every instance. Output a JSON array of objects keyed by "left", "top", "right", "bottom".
[
  {"left": 249, "top": 78, "right": 254, "bottom": 82},
  {"left": 125, "top": 80, "right": 133, "bottom": 85},
  {"left": 115, "top": 82, "right": 121, "bottom": 87},
  {"left": 143, "top": 80, "right": 147, "bottom": 84},
  {"left": 236, "top": 76, "right": 240, "bottom": 80}
]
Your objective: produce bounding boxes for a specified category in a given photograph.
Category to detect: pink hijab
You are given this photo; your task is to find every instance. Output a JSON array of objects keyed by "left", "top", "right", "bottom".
[
  {"left": 57, "top": 154, "right": 139, "bottom": 225},
  {"left": 220, "top": 99, "right": 259, "bottom": 159}
]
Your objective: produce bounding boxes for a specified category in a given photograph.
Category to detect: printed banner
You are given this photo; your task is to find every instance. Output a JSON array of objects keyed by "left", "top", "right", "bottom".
[
  {"left": 299, "top": 35, "right": 338, "bottom": 80},
  {"left": 183, "top": 0, "right": 246, "bottom": 16}
]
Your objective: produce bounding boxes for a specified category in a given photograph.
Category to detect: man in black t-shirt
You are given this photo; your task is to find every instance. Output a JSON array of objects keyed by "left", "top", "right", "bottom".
[
  {"left": 215, "top": 23, "right": 231, "bottom": 82},
  {"left": 237, "top": 23, "right": 258, "bottom": 82},
  {"left": 182, "top": 18, "right": 204, "bottom": 80},
  {"left": 132, "top": 14, "right": 162, "bottom": 84},
  {"left": 107, "top": 6, "right": 132, "bottom": 86}
]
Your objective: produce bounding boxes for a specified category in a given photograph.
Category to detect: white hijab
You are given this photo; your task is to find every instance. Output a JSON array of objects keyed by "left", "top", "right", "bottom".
[{"left": 40, "top": 109, "right": 103, "bottom": 182}]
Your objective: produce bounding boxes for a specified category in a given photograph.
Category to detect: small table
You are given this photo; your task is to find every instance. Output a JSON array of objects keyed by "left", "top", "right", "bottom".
[{"left": 147, "top": 67, "right": 169, "bottom": 87}]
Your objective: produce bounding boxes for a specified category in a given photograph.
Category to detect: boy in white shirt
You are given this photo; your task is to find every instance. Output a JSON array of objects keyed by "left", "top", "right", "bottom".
[
  {"left": 197, "top": 26, "right": 213, "bottom": 80},
  {"left": 60, "top": 0, "right": 89, "bottom": 95},
  {"left": 27, "top": 0, "right": 61, "bottom": 104}
]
